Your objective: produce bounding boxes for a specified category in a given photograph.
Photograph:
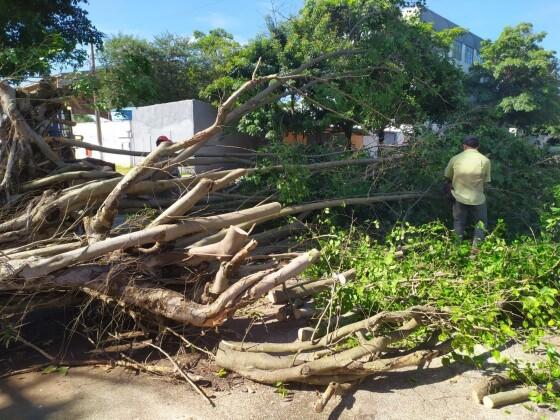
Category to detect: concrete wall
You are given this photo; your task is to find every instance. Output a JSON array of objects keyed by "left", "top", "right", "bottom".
[
  {"left": 130, "top": 99, "right": 259, "bottom": 171},
  {"left": 74, "top": 99, "right": 259, "bottom": 170},
  {"left": 130, "top": 100, "right": 195, "bottom": 165},
  {"left": 190, "top": 100, "right": 259, "bottom": 172},
  {"left": 73, "top": 119, "right": 133, "bottom": 167}
]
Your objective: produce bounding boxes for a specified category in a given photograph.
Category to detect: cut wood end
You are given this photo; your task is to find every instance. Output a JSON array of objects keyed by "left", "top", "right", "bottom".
[
  {"left": 482, "top": 395, "right": 496, "bottom": 409},
  {"left": 267, "top": 289, "right": 280, "bottom": 303},
  {"left": 471, "top": 390, "right": 484, "bottom": 404},
  {"left": 298, "top": 327, "right": 315, "bottom": 342}
]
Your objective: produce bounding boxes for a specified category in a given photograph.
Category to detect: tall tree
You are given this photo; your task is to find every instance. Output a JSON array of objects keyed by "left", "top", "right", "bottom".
[
  {"left": 210, "top": 0, "right": 465, "bottom": 143},
  {"left": 468, "top": 23, "right": 560, "bottom": 131},
  {"left": 90, "top": 30, "right": 240, "bottom": 109},
  {"left": 94, "top": 35, "right": 159, "bottom": 109},
  {"left": 0, "top": 0, "right": 102, "bottom": 78}
]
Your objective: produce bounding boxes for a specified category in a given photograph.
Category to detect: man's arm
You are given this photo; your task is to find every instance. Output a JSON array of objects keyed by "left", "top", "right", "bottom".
[
  {"left": 485, "top": 159, "right": 491, "bottom": 183},
  {"left": 444, "top": 158, "right": 454, "bottom": 180},
  {"left": 442, "top": 158, "right": 454, "bottom": 196}
]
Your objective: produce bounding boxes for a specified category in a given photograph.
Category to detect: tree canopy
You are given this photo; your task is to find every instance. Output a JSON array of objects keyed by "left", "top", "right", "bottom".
[
  {"left": 204, "top": 0, "right": 465, "bottom": 142},
  {"left": 81, "top": 0, "right": 465, "bottom": 142},
  {"left": 88, "top": 30, "right": 240, "bottom": 110},
  {"left": 0, "top": 0, "right": 102, "bottom": 78},
  {"left": 468, "top": 23, "right": 560, "bottom": 132}
]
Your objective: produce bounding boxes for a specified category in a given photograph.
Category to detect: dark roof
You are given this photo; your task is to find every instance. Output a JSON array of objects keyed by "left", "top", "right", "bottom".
[{"left": 419, "top": 8, "right": 484, "bottom": 50}]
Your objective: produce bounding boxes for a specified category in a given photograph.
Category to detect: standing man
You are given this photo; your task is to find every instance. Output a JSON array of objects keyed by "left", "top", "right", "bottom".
[{"left": 444, "top": 135, "right": 491, "bottom": 247}]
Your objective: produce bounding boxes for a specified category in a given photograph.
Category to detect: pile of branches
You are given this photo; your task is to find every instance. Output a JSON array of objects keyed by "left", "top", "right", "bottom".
[
  {"left": 216, "top": 306, "right": 451, "bottom": 385},
  {"left": 0, "top": 62, "right": 452, "bottom": 406}
]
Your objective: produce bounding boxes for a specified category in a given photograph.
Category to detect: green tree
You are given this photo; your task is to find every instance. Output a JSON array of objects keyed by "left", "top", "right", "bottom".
[
  {"left": 207, "top": 0, "right": 465, "bottom": 144},
  {"left": 89, "top": 30, "right": 240, "bottom": 109},
  {"left": 0, "top": 0, "right": 102, "bottom": 78},
  {"left": 284, "top": 0, "right": 465, "bottom": 139},
  {"left": 94, "top": 35, "right": 158, "bottom": 109},
  {"left": 468, "top": 23, "right": 560, "bottom": 131}
]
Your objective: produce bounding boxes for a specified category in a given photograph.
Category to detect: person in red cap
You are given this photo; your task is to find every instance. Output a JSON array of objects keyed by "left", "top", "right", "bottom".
[
  {"left": 156, "top": 135, "right": 172, "bottom": 147},
  {"left": 150, "top": 135, "right": 180, "bottom": 198}
]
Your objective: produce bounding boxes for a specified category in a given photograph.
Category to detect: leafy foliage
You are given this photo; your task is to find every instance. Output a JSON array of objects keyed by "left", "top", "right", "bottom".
[
  {"left": 239, "top": 139, "right": 374, "bottom": 205},
  {"left": 240, "top": 125, "right": 560, "bottom": 235},
  {"left": 542, "top": 185, "right": 560, "bottom": 240},
  {"left": 70, "top": 0, "right": 466, "bottom": 135},
  {"left": 379, "top": 125, "right": 560, "bottom": 234},
  {"left": 468, "top": 23, "right": 560, "bottom": 132},
  {"left": 0, "top": 0, "right": 102, "bottom": 78},
  {"left": 42, "top": 365, "right": 70, "bottom": 376},
  {"left": 274, "top": 381, "right": 291, "bottom": 399},
  {"left": 308, "top": 219, "right": 560, "bottom": 406},
  {"left": 76, "top": 30, "right": 240, "bottom": 110},
  {"left": 198, "top": 0, "right": 465, "bottom": 142}
]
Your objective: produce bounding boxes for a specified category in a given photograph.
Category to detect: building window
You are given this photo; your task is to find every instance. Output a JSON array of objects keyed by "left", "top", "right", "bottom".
[
  {"left": 465, "top": 46, "right": 474, "bottom": 65},
  {"left": 451, "top": 41, "right": 463, "bottom": 61},
  {"left": 473, "top": 49, "right": 481, "bottom": 64}
]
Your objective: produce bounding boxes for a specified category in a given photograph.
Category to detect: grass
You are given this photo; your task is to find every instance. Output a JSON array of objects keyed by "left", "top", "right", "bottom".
[{"left": 115, "top": 164, "right": 132, "bottom": 175}]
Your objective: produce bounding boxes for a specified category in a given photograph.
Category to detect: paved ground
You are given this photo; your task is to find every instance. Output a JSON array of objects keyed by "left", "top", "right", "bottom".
[
  {"left": 1, "top": 358, "right": 557, "bottom": 420},
  {"left": 1, "top": 305, "right": 559, "bottom": 419}
]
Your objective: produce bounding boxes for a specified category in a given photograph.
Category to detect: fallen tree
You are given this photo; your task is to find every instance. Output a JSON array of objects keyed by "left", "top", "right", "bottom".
[
  {"left": 0, "top": 68, "right": 467, "bottom": 420},
  {"left": 5, "top": 52, "right": 557, "bottom": 416},
  {"left": 0, "top": 53, "right": 427, "bottom": 350}
]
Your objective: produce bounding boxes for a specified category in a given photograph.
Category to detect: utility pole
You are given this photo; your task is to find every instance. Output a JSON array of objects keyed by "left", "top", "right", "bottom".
[{"left": 90, "top": 43, "right": 104, "bottom": 160}]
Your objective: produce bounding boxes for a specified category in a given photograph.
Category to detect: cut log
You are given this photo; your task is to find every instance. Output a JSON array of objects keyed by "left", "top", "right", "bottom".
[
  {"left": 482, "top": 387, "right": 533, "bottom": 409},
  {"left": 482, "top": 380, "right": 560, "bottom": 409},
  {"left": 298, "top": 327, "right": 316, "bottom": 342},
  {"left": 221, "top": 305, "right": 441, "bottom": 354},
  {"left": 293, "top": 301, "right": 317, "bottom": 320},
  {"left": 471, "top": 373, "right": 515, "bottom": 404},
  {"left": 216, "top": 317, "right": 451, "bottom": 384}
]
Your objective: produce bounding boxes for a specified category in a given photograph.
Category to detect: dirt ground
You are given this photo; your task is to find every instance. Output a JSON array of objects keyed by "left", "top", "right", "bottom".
[{"left": 1, "top": 304, "right": 559, "bottom": 419}]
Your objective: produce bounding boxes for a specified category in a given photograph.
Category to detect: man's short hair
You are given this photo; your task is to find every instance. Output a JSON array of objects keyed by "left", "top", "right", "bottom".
[{"left": 463, "top": 135, "right": 480, "bottom": 148}]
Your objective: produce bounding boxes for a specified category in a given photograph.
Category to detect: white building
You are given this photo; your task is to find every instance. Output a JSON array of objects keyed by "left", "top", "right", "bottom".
[
  {"left": 74, "top": 117, "right": 133, "bottom": 167},
  {"left": 73, "top": 99, "right": 257, "bottom": 170}
]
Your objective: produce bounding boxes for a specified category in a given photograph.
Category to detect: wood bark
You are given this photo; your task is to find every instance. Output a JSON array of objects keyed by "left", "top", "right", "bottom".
[
  {"left": 7, "top": 203, "right": 281, "bottom": 282},
  {"left": 471, "top": 373, "right": 516, "bottom": 404},
  {"left": 268, "top": 269, "right": 356, "bottom": 304},
  {"left": 482, "top": 387, "right": 533, "bottom": 409},
  {"left": 0, "top": 82, "right": 63, "bottom": 167},
  {"left": 0, "top": 57, "right": 451, "bottom": 396},
  {"left": 216, "top": 313, "right": 452, "bottom": 384}
]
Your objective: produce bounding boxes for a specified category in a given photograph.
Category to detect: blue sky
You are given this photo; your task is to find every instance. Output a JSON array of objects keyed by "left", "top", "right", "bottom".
[{"left": 84, "top": 0, "right": 559, "bottom": 52}]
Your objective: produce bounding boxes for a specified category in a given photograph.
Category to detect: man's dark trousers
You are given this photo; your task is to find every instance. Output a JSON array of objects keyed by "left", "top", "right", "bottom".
[{"left": 452, "top": 200, "right": 487, "bottom": 244}]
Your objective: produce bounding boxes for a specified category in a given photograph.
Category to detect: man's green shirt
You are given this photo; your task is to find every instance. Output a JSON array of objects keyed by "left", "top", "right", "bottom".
[{"left": 444, "top": 149, "right": 491, "bottom": 205}]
